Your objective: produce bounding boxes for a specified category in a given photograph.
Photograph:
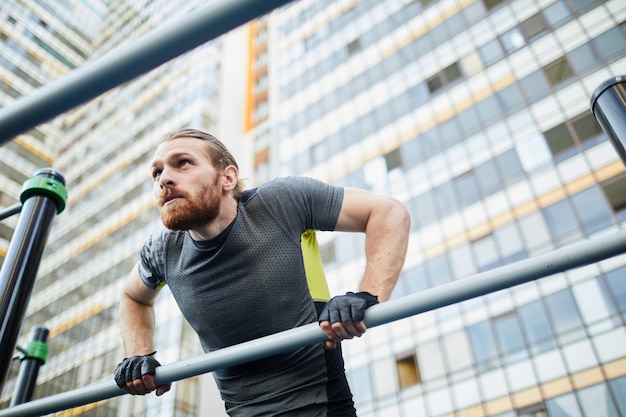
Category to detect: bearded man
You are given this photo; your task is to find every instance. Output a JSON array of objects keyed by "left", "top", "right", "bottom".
[{"left": 114, "top": 128, "right": 410, "bottom": 416}]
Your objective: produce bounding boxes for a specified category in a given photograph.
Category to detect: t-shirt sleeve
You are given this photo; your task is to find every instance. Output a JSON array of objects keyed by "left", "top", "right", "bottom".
[
  {"left": 258, "top": 176, "right": 344, "bottom": 233},
  {"left": 137, "top": 228, "right": 167, "bottom": 289}
]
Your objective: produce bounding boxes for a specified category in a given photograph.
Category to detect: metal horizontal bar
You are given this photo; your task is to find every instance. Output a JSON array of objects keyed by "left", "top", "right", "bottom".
[
  {"left": 0, "top": 204, "right": 21, "bottom": 222},
  {"left": 1, "top": 229, "right": 625, "bottom": 416},
  {"left": 0, "top": 0, "right": 295, "bottom": 144}
]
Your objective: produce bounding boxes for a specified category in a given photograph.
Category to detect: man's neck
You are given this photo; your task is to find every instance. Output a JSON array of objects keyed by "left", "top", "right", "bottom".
[{"left": 188, "top": 197, "right": 238, "bottom": 241}]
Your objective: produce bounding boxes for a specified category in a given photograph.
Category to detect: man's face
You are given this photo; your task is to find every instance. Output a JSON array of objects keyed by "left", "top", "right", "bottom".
[{"left": 150, "top": 137, "right": 222, "bottom": 231}]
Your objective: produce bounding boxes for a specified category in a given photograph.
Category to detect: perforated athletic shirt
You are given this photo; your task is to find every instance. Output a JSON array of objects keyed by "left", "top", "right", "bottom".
[{"left": 138, "top": 177, "right": 345, "bottom": 416}]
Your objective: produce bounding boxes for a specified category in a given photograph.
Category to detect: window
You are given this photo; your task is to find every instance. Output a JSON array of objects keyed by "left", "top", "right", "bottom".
[
  {"left": 479, "top": 39, "right": 505, "bottom": 66},
  {"left": 347, "top": 38, "right": 360, "bottom": 55},
  {"left": 544, "top": 57, "right": 574, "bottom": 87},
  {"left": 468, "top": 321, "right": 499, "bottom": 372},
  {"left": 444, "top": 62, "right": 462, "bottom": 84},
  {"left": 543, "top": 0, "right": 573, "bottom": 29},
  {"left": 517, "top": 403, "right": 548, "bottom": 417},
  {"left": 544, "top": 289, "right": 584, "bottom": 338},
  {"left": 518, "top": 300, "right": 555, "bottom": 353},
  {"left": 601, "top": 175, "right": 626, "bottom": 220},
  {"left": 501, "top": 27, "right": 525, "bottom": 54},
  {"left": 571, "top": 112, "right": 602, "bottom": 144},
  {"left": 396, "top": 352, "right": 421, "bottom": 388},
  {"left": 427, "top": 73, "right": 443, "bottom": 93},
  {"left": 520, "top": 13, "right": 549, "bottom": 41},
  {"left": 384, "top": 148, "right": 402, "bottom": 171},
  {"left": 543, "top": 122, "right": 575, "bottom": 157},
  {"left": 604, "top": 265, "right": 626, "bottom": 311},
  {"left": 543, "top": 199, "right": 582, "bottom": 245},
  {"left": 483, "top": 0, "right": 506, "bottom": 11},
  {"left": 570, "top": 186, "right": 613, "bottom": 234}
]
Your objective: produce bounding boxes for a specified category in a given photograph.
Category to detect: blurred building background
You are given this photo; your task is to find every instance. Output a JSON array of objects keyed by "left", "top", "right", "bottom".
[{"left": 1, "top": 0, "right": 626, "bottom": 416}]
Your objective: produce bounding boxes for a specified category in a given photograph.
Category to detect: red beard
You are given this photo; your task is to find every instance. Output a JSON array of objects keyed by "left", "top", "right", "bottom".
[{"left": 159, "top": 180, "right": 220, "bottom": 231}]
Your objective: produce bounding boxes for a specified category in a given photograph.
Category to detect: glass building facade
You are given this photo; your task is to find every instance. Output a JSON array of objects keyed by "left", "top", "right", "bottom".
[
  {"left": 0, "top": 0, "right": 105, "bottom": 261},
  {"left": 1, "top": 1, "right": 232, "bottom": 416},
  {"left": 1, "top": 0, "right": 625, "bottom": 416},
  {"left": 270, "top": 0, "right": 626, "bottom": 416}
]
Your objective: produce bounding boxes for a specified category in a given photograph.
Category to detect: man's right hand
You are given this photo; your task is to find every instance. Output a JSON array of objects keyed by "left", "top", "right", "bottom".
[{"left": 114, "top": 354, "right": 171, "bottom": 396}]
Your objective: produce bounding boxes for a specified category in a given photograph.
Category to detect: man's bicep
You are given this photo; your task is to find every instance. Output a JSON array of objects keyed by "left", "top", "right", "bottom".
[
  {"left": 335, "top": 188, "right": 389, "bottom": 232},
  {"left": 122, "top": 263, "right": 160, "bottom": 306}
]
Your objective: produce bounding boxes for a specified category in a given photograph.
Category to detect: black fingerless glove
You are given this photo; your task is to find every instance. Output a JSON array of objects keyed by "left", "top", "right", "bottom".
[
  {"left": 319, "top": 291, "right": 379, "bottom": 323},
  {"left": 114, "top": 352, "right": 161, "bottom": 389}
]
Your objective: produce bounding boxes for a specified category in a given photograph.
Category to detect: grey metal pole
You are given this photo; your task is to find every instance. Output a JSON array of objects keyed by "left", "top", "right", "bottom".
[
  {"left": 0, "top": 204, "right": 21, "bottom": 222},
  {"left": 0, "top": 170, "right": 67, "bottom": 394},
  {"left": 591, "top": 75, "right": 626, "bottom": 167},
  {"left": 10, "top": 326, "right": 49, "bottom": 406},
  {"left": 1, "top": 228, "right": 625, "bottom": 417},
  {"left": 0, "top": 0, "right": 295, "bottom": 144}
]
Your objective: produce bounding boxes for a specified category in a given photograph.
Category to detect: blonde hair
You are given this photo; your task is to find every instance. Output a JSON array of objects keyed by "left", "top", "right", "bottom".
[{"left": 160, "top": 129, "right": 244, "bottom": 198}]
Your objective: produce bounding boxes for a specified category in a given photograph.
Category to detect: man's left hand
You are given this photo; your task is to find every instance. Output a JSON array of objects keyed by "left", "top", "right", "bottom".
[{"left": 318, "top": 291, "right": 378, "bottom": 349}]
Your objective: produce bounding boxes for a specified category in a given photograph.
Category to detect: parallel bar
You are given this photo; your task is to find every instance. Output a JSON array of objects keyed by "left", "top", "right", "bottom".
[
  {"left": 2, "top": 229, "right": 625, "bottom": 417},
  {"left": 0, "top": 204, "right": 21, "bottom": 222},
  {"left": 0, "top": 0, "right": 295, "bottom": 144},
  {"left": 0, "top": 170, "right": 65, "bottom": 393}
]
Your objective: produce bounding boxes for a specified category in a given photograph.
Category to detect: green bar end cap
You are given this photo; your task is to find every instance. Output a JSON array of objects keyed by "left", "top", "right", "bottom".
[
  {"left": 20, "top": 169, "right": 68, "bottom": 214},
  {"left": 23, "top": 340, "right": 49, "bottom": 364}
]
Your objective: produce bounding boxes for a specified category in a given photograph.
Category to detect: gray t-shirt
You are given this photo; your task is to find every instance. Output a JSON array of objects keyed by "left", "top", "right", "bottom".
[{"left": 138, "top": 176, "right": 344, "bottom": 415}]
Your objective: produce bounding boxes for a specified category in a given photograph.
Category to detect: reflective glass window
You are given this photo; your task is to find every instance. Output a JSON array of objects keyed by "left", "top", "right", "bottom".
[
  {"left": 479, "top": 39, "right": 504, "bottom": 66},
  {"left": 520, "top": 13, "right": 549, "bottom": 41},
  {"left": 427, "top": 253, "right": 452, "bottom": 287},
  {"left": 501, "top": 27, "right": 525, "bottom": 54},
  {"left": 544, "top": 122, "right": 575, "bottom": 157},
  {"left": 448, "top": 243, "right": 477, "bottom": 279},
  {"left": 546, "top": 392, "right": 583, "bottom": 417},
  {"left": 543, "top": 199, "right": 583, "bottom": 245},
  {"left": 577, "top": 383, "right": 620, "bottom": 417},
  {"left": 493, "top": 313, "right": 527, "bottom": 362},
  {"left": 493, "top": 223, "right": 525, "bottom": 263},
  {"left": 544, "top": 289, "right": 584, "bottom": 337},
  {"left": 519, "top": 213, "right": 552, "bottom": 255},
  {"left": 519, "top": 71, "right": 550, "bottom": 102},
  {"left": 467, "top": 321, "right": 499, "bottom": 372},
  {"left": 439, "top": 119, "right": 462, "bottom": 148},
  {"left": 455, "top": 170, "right": 481, "bottom": 206},
  {"left": 495, "top": 149, "right": 524, "bottom": 185},
  {"left": 518, "top": 300, "right": 555, "bottom": 353},
  {"left": 414, "top": 190, "right": 437, "bottom": 225},
  {"left": 543, "top": 0, "right": 573, "bottom": 29},
  {"left": 570, "top": 186, "right": 612, "bottom": 234},
  {"left": 567, "top": 43, "right": 599, "bottom": 75},
  {"left": 604, "top": 265, "right": 626, "bottom": 310},
  {"left": 457, "top": 106, "right": 481, "bottom": 138},
  {"left": 399, "top": 137, "right": 420, "bottom": 167},
  {"left": 475, "top": 160, "right": 501, "bottom": 196},
  {"left": 473, "top": 234, "right": 500, "bottom": 271},
  {"left": 433, "top": 182, "right": 458, "bottom": 216},
  {"left": 496, "top": 82, "right": 525, "bottom": 114},
  {"left": 476, "top": 95, "right": 502, "bottom": 125},
  {"left": 608, "top": 376, "right": 626, "bottom": 415},
  {"left": 420, "top": 129, "right": 441, "bottom": 158},
  {"left": 544, "top": 57, "right": 575, "bottom": 87},
  {"left": 593, "top": 27, "right": 626, "bottom": 61}
]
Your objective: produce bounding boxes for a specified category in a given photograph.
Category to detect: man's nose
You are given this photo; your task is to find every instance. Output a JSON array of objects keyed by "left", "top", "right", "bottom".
[{"left": 158, "top": 168, "right": 174, "bottom": 188}]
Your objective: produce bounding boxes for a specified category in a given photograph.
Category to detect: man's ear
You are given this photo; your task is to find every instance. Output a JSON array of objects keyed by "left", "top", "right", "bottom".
[{"left": 222, "top": 165, "right": 239, "bottom": 192}]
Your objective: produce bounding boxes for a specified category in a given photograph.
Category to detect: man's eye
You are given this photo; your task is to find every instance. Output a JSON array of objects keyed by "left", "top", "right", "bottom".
[{"left": 152, "top": 170, "right": 161, "bottom": 179}]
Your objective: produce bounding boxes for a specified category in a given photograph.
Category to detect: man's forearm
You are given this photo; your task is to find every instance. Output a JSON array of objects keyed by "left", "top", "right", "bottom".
[
  {"left": 359, "top": 201, "right": 410, "bottom": 302},
  {"left": 119, "top": 293, "right": 157, "bottom": 356}
]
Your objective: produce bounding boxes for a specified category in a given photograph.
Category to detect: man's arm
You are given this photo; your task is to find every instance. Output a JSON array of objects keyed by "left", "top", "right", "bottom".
[
  {"left": 117, "top": 264, "right": 170, "bottom": 396},
  {"left": 320, "top": 187, "right": 410, "bottom": 346}
]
